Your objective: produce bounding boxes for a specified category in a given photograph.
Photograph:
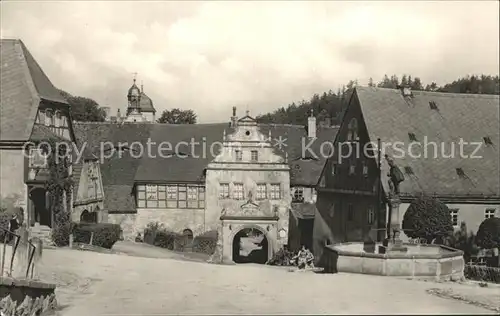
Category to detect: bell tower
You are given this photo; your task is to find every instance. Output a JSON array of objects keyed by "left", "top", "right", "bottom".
[{"left": 127, "top": 73, "right": 141, "bottom": 116}]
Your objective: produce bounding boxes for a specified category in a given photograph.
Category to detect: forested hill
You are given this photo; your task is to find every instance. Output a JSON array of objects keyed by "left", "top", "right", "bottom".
[{"left": 255, "top": 74, "right": 500, "bottom": 126}]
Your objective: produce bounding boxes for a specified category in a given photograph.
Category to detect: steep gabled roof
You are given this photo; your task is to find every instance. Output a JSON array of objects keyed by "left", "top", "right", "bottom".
[
  {"left": 355, "top": 86, "right": 500, "bottom": 197},
  {"left": 1, "top": 39, "right": 68, "bottom": 141}
]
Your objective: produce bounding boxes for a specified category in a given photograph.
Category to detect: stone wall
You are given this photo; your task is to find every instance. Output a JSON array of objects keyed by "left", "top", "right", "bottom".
[
  {"left": 108, "top": 208, "right": 205, "bottom": 240},
  {"left": 0, "top": 277, "right": 57, "bottom": 316}
]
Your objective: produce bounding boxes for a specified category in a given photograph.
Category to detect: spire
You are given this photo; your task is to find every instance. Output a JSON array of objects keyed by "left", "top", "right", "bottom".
[{"left": 246, "top": 110, "right": 250, "bottom": 117}]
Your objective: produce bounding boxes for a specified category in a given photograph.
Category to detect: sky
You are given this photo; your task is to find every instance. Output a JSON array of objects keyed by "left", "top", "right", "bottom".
[{"left": 1, "top": 1, "right": 499, "bottom": 123}]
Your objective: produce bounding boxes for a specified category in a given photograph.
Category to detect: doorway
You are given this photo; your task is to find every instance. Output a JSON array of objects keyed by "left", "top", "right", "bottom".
[
  {"left": 232, "top": 227, "right": 269, "bottom": 264},
  {"left": 29, "top": 188, "right": 51, "bottom": 227}
]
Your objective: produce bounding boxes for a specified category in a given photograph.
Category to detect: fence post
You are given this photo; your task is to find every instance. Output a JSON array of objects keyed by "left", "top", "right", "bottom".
[
  {"left": 69, "top": 233, "right": 73, "bottom": 248},
  {"left": 89, "top": 231, "right": 94, "bottom": 245},
  {"left": 12, "top": 226, "right": 29, "bottom": 279},
  {"left": 1, "top": 234, "right": 7, "bottom": 277}
]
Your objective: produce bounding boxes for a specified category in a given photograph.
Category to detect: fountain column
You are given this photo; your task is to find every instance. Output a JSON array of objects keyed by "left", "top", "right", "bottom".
[{"left": 387, "top": 197, "right": 407, "bottom": 253}]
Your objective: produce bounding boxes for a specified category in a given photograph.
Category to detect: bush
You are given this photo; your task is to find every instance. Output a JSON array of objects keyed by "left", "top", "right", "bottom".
[
  {"left": 52, "top": 212, "right": 72, "bottom": 247},
  {"left": 0, "top": 211, "right": 10, "bottom": 242},
  {"left": 73, "top": 222, "right": 122, "bottom": 249},
  {"left": 446, "top": 222, "right": 480, "bottom": 263},
  {"left": 154, "top": 229, "right": 182, "bottom": 250},
  {"left": 402, "top": 196, "right": 454, "bottom": 244},
  {"left": 464, "top": 264, "right": 500, "bottom": 283},
  {"left": 192, "top": 230, "right": 218, "bottom": 255},
  {"left": 476, "top": 217, "right": 500, "bottom": 250}
]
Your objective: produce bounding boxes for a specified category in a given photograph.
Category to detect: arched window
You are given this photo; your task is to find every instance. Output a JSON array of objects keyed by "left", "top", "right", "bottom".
[{"left": 347, "top": 118, "right": 358, "bottom": 141}]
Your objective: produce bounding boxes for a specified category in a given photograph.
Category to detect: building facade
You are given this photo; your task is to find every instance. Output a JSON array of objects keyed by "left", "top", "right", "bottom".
[
  {"left": 0, "top": 39, "right": 103, "bottom": 242},
  {"left": 316, "top": 86, "right": 500, "bottom": 248}
]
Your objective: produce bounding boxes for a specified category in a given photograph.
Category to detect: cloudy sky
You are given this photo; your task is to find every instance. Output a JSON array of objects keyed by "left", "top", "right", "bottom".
[{"left": 1, "top": 1, "right": 499, "bottom": 123}]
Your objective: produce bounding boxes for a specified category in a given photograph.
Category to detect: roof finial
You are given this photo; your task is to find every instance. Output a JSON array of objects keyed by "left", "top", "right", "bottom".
[
  {"left": 132, "top": 72, "right": 138, "bottom": 83},
  {"left": 310, "top": 108, "right": 314, "bottom": 117}
]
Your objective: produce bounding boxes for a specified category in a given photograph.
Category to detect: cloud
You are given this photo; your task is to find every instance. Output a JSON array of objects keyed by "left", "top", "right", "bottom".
[{"left": 1, "top": 1, "right": 498, "bottom": 122}]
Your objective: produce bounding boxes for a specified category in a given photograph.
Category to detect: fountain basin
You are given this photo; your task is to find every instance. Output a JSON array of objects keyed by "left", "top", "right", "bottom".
[{"left": 321, "top": 242, "right": 464, "bottom": 281}]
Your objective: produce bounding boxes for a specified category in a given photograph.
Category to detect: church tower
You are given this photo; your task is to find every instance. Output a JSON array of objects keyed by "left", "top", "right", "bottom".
[{"left": 126, "top": 76, "right": 141, "bottom": 116}]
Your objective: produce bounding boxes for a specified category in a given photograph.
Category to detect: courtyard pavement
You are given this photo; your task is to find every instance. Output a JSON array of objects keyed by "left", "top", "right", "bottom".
[{"left": 33, "top": 246, "right": 498, "bottom": 315}]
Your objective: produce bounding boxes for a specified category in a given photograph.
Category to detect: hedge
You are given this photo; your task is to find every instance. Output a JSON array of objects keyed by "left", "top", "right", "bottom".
[
  {"left": 73, "top": 222, "right": 122, "bottom": 249},
  {"left": 192, "top": 230, "right": 218, "bottom": 255},
  {"left": 464, "top": 264, "right": 500, "bottom": 283}
]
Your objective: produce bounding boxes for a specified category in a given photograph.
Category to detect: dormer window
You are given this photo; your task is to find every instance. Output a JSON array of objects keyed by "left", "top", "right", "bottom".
[
  {"left": 429, "top": 101, "right": 438, "bottom": 110},
  {"left": 347, "top": 118, "right": 358, "bottom": 141},
  {"left": 408, "top": 133, "right": 417, "bottom": 142},
  {"left": 404, "top": 166, "right": 414, "bottom": 175},
  {"left": 483, "top": 136, "right": 493, "bottom": 146},
  {"left": 456, "top": 168, "right": 465, "bottom": 178}
]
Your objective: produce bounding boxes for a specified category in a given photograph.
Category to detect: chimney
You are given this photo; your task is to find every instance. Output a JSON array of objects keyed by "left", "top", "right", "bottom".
[
  {"left": 102, "top": 107, "right": 111, "bottom": 120},
  {"left": 230, "top": 106, "right": 238, "bottom": 127},
  {"left": 308, "top": 109, "right": 316, "bottom": 138}
]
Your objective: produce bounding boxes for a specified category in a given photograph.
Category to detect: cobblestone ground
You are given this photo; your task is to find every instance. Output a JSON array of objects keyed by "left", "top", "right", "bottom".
[{"left": 35, "top": 247, "right": 497, "bottom": 316}]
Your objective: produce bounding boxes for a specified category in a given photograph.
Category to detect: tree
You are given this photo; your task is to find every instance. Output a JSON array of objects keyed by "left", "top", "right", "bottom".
[
  {"left": 475, "top": 217, "right": 500, "bottom": 250},
  {"left": 368, "top": 77, "right": 375, "bottom": 87},
  {"left": 447, "top": 222, "right": 480, "bottom": 262},
  {"left": 59, "top": 90, "right": 106, "bottom": 122},
  {"left": 157, "top": 108, "right": 197, "bottom": 124},
  {"left": 402, "top": 196, "right": 454, "bottom": 244}
]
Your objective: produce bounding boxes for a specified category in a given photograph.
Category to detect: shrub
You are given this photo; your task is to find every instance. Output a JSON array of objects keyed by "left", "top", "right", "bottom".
[
  {"left": 73, "top": 222, "right": 122, "bottom": 249},
  {"left": 446, "top": 222, "right": 480, "bottom": 263},
  {"left": 464, "top": 264, "right": 500, "bottom": 283},
  {"left": 402, "top": 196, "right": 454, "bottom": 244},
  {"left": 0, "top": 211, "right": 10, "bottom": 242},
  {"left": 476, "top": 217, "right": 500, "bottom": 250},
  {"left": 192, "top": 230, "right": 218, "bottom": 255}
]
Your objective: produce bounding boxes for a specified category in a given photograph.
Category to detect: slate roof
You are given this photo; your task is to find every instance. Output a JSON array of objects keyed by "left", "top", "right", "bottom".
[
  {"left": 354, "top": 86, "right": 500, "bottom": 198},
  {"left": 73, "top": 121, "right": 338, "bottom": 212},
  {"left": 1, "top": 39, "right": 68, "bottom": 142},
  {"left": 291, "top": 202, "right": 317, "bottom": 219},
  {"left": 139, "top": 92, "right": 156, "bottom": 113}
]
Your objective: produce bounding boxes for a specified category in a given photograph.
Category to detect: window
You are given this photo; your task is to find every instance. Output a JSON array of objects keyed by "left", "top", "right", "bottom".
[
  {"left": 38, "top": 110, "right": 46, "bottom": 125},
  {"left": 233, "top": 183, "right": 244, "bottom": 200},
  {"left": 347, "top": 204, "right": 354, "bottom": 221},
  {"left": 219, "top": 183, "right": 230, "bottom": 199},
  {"left": 331, "top": 163, "right": 337, "bottom": 175},
  {"left": 367, "top": 208, "right": 375, "bottom": 225},
  {"left": 54, "top": 111, "right": 61, "bottom": 128},
  {"left": 483, "top": 137, "right": 493, "bottom": 146},
  {"left": 362, "top": 162, "right": 368, "bottom": 176},
  {"left": 138, "top": 184, "right": 205, "bottom": 209},
  {"left": 292, "top": 187, "right": 304, "bottom": 202},
  {"left": 235, "top": 150, "right": 242, "bottom": 161},
  {"left": 349, "top": 164, "right": 356, "bottom": 175},
  {"left": 429, "top": 101, "right": 438, "bottom": 110},
  {"left": 449, "top": 209, "right": 459, "bottom": 226},
  {"left": 29, "top": 148, "right": 48, "bottom": 168},
  {"left": 347, "top": 118, "right": 358, "bottom": 141},
  {"left": 456, "top": 168, "right": 465, "bottom": 178},
  {"left": 45, "top": 110, "right": 52, "bottom": 127},
  {"left": 408, "top": 133, "right": 417, "bottom": 142},
  {"left": 251, "top": 150, "right": 258, "bottom": 162},
  {"left": 404, "top": 166, "right": 414, "bottom": 175},
  {"left": 270, "top": 184, "right": 281, "bottom": 199},
  {"left": 485, "top": 208, "right": 496, "bottom": 219},
  {"left": 256, "top": 184, "right": 266, "bottom": 200}
]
